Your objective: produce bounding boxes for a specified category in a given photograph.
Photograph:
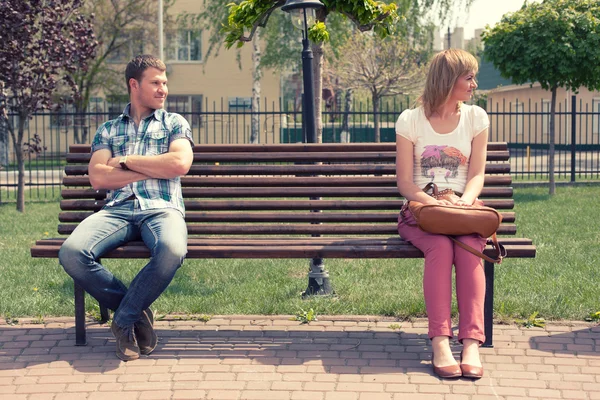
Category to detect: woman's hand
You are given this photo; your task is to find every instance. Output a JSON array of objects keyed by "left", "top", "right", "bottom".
[
  {"left": 455, "top": 198, "right": 473, "bottom": 207},
  {"left": 436, "top": 198, "right": 455, "bottom": 206}
]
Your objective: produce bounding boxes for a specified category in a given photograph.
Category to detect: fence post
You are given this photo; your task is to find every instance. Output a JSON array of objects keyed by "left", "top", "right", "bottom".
[{"left": 571, "top": 95, "right": 576, "bottom": 183}]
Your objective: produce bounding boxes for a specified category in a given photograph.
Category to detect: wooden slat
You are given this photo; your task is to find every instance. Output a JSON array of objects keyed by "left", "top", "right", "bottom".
[
  {"left": 61, "top": 189, "right": 107, "bottom": 199},
  {"left": 59, "top": 199, "right": 515, "bottom": 213},
  {"left": 35, "top": 237, "right": 534, "bottom": 248},
  {"left": 64, "top": 163, "right": 512, "bottom": 177},
  {"left": 64, "top": 150, "right": 510, "bottom": 163},
  {"left": 32, "top": 243, "right": 535, "bottom": 259},
  {"left": 67, "top": 142, "right": 509, "bottom": 155},
  {"left": 62, "top": 175, "right": 513, "bottom": 188},
  {"left": 178, "top": 187, "right": 513, "bottom": 198},
  {"left": 188, "top": 143, "right": 509, "bottom": 153},
  {"left": 58, "top": 211, "right": 517, "bottom": 224},
  {"left": 58, "top": 223, "right": 518, "bottom": 236},
  {"left": 61, "top": 187, "right": 513, "bottom": 199}
]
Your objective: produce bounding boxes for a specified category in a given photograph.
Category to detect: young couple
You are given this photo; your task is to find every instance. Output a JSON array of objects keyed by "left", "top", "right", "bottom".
[{"left": 59, "top": 49, "right": 488, "bottom": 380}]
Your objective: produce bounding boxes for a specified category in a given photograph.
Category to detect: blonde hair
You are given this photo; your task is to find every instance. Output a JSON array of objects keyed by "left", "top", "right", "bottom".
[{"left": 418, "top": 48, "right": 479, "bottom": 118}]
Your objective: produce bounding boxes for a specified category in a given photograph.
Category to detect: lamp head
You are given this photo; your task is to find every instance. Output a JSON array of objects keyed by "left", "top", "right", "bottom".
[
  {"left": 281, "top": 0, "right": 324, "bottom": 13},
  {"left": 282, "top": 0, "right": 324, "bottom": 31}
]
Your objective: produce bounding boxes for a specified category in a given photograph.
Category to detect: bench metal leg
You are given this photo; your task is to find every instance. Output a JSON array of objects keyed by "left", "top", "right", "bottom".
[
  {"left": 302, "top": 257, "right": 334, "bottom": 298},
  {"left": 74, "top": 282, "right": 87, "bottom": 346},
  {"left": 482, "top": 260, "right": 494, "bottom": 348},
  {"left": 302, "top": 199, "right": 334, "bottom": 298}
]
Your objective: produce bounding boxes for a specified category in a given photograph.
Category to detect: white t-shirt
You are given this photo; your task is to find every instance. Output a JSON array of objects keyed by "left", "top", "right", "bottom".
[{"left": 395, "top": 104, "right": 489, "bottom": 194}]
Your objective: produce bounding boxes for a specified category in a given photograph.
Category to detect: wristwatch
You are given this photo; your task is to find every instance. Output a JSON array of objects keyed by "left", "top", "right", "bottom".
[{"left": 119, "top": 155, "right": 129, "bottom": 170}]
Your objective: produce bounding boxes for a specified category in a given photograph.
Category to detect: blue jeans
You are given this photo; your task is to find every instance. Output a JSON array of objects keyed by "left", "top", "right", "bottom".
[{"left": 58, "top": 199, "right": 188, "bottom": 329}]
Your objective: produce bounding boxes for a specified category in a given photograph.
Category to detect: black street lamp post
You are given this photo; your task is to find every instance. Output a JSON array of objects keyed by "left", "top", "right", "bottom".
[
  {"left": 281, "top": 0, "right": 322, "bottom": 143},
  {"left": 282, "top": 0, "right": 333, "bottom": 297}
]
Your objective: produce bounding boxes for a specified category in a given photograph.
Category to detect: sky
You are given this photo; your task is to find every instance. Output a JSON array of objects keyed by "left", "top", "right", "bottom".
[{"left": 448, "top": 0, "right": 542, "bottom": 39}]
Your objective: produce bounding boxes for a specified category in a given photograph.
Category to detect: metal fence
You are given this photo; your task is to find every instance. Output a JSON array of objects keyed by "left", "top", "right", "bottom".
[{"left": 1, "top": 96, "right": 599, "bottom": 202}]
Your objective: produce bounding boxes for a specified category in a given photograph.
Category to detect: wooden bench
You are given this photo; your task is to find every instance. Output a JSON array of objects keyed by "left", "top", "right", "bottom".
[{"left": 31, "top": 142, "right": 536, "bottom": 347}]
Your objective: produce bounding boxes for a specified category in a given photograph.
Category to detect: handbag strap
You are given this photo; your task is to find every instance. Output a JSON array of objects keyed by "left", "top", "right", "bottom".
[
  {"left": 422, "top": 182, "right": 439, "bottom": 196},
  {"left": 449, "top": 233, "right": 507, "bottom": 264}
]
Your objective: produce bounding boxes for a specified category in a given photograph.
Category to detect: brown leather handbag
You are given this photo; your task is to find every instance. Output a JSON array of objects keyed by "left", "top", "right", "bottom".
[{"left": 400, "top": 183, "right": 506, "bottom": 263}]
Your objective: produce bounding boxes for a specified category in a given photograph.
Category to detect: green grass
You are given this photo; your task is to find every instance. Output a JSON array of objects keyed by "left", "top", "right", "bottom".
[{"left": 1, "top": 185, "right": 599, "bottom": 322}]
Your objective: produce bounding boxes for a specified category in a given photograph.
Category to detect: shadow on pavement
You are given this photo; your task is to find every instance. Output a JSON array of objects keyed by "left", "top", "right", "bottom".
[
  {"left": 527, "top": 324, "right": 600, "bottom": 357},
  {"left": 0, "top": 320, "right": 466, "bottom": 378}
]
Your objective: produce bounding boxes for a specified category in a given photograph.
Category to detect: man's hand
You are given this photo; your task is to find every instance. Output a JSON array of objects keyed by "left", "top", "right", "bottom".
[
  {"left": 107, "top": 157, "right": 121, "bottom": 169},
  {"left": 88, "top": 149, "right": 149, "bottom": 190},
  {"left": 118, "top": 138, "right": 193, "bottom": 179}
]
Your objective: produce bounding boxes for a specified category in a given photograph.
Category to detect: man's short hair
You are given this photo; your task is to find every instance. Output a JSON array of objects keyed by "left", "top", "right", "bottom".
[{"left": 125, "top": 54, "right": 167, "bottom": 94}]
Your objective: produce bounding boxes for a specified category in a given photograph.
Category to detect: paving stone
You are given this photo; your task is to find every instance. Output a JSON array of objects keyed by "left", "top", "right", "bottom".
[{"left": 0, "top": 317, "right": 597, "bottom": 400}]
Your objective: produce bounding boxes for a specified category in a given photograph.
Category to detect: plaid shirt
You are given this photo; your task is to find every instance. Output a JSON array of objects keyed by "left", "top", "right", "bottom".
[{"left": 91, "top": 104, "right": 194, "bottom": 215}]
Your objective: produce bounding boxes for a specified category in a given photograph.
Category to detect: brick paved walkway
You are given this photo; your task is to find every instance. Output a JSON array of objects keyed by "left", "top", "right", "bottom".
[{"left": 0, "top": 315, "right": 598, "bottom": 400}]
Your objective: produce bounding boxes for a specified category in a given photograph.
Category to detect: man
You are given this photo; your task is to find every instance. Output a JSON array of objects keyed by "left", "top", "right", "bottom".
[{"left": 59, "top": 54, "right": 194, "bottom": 361}]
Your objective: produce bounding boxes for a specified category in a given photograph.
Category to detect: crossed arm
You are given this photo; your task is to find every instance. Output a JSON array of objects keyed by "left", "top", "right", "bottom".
[{"left": 88, "top": 138, "right": 194, "bottom": 190}]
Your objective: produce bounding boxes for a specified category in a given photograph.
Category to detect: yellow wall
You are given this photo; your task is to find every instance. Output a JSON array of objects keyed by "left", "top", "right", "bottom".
[
  {"left": 164, "top": 0, "right": 284, "bottom": 144},
  {"left": 167, "top": 0, "right": 281, "bottom": 104}
]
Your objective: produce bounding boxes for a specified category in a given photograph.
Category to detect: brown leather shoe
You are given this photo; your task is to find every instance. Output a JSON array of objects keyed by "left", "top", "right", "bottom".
[
  {"left": 431, "top": 351, "right": 461, "bottom": 379},
  {"left": 460, "top": 363, "right": 484, "bottom": 379},
  {"left": 460, "top": 350, "right": 484, "bottom": 379},
  {"left": 110, "top": 320, "right": 140, "bottom": 361},
  {"left": 433, "top": 363, "right": 462, "bottom": 379}
]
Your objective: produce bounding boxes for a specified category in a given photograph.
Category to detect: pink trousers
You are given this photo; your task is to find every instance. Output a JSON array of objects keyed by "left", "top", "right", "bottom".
[{"left": 397, "top": 207, "right": 487, "bottom": 344}]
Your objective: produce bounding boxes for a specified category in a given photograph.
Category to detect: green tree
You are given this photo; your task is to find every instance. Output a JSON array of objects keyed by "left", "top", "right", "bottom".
[
  {"left": 178, "top": 1, "right": 267, "bottom": 143},
  {"left": 0, "top": 0, "right": 97, "bottom": 212},
  {"left": 222, "top": 0, "right": 473, "bottom": 142},
  {"left": 69, "top": 0, "right": 174, "bottom": 144},
  {"left": 482, "top": 0, "right": 600, "bottom": 195},
  {"left": 328, "top": 33, "right": 430, "bottom": 142}
]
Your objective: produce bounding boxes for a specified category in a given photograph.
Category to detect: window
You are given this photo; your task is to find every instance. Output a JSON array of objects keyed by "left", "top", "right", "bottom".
[
  {"left": 228, "top": 97, "right": 252, "bottom": 111},
  {"left": 167, "top": 29, "right": 202, "bottom": 62},
  {"left": 592, "top": 98, "right": 600, "bottom": 136}
]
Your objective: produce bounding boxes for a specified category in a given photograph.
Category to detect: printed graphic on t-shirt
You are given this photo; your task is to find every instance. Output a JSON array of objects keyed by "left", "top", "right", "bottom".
[{"left": 420, "top": 145, "right": 467, "bottom": 183}]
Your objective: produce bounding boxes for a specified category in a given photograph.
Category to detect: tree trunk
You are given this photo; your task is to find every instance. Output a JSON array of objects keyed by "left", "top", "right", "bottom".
[
  {"left": 250, "top": 31, "right": 261, "bottom": 144},
  {"left": 82, "top": 125, "right": 90, "bottom": 144},
  {"left": 373, "top": 94, "right": 380, "bottom": 143},
  {"left": 16, "top": 140, "right": 24, "bottom": 212},
  {"left": 73, "top": 123, "right": 81, "bottom": 144},
  {"left": 74, "top": 104, "right": 83, "bottom": 144},
  {"left": 548, "top": 86, "right": 557, "bottom": 195},
  {"left": 312, "top": 41, "right": 324, "bottom": 143},
  {"left": 340, "top": 88, "right": 353, "bottom": 143},
  {"left": 0, "top": 119, "right": 7, "bottom": 167},
  {"left": 10, "top": 113, "right": 27, "bottom": 212},
  {"left": 72, "top": 104, "right": 82, "bottom": 144}
]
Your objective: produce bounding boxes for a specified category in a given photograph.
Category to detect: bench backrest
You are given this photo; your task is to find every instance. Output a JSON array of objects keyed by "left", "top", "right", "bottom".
[{"left": 59, "top": 143, "right": 516, "bottom": 239}]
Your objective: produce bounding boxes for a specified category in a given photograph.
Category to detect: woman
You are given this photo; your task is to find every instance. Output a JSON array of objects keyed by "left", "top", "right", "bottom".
[{"left": 396, "top": 48, "right": 489, "bottom": 379}]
